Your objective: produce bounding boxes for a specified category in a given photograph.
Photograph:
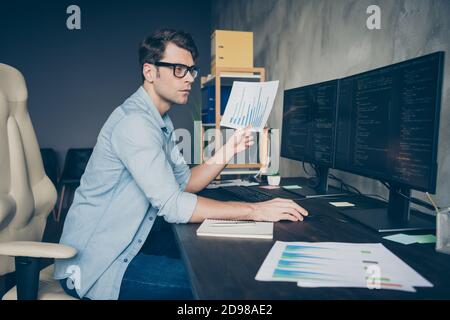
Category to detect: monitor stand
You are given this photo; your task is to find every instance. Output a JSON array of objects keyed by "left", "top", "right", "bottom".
[
  {"left": 339, "top": 184, "right": 435, "bottom": 233},
  {"left": 286, "top": 166, "right": 347, "bottom": 198}
]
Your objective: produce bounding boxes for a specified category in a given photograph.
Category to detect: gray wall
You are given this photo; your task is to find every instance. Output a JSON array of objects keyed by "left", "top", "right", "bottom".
[
  {"left": 1, "top": 0, "right": 211, "bottom": 166},
  {"left": 213, "top": 0, "right": 450, "bottom": 208}
]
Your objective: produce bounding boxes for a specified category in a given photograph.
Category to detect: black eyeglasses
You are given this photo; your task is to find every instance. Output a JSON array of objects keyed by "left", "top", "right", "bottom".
[{"left": 154, "top": 62, "right": 199, "bottom": 79}]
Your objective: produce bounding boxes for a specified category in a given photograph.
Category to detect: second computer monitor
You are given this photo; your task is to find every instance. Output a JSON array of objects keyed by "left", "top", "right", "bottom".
[
  {"left": 335, "top": 52, "right": 444, "bottom": 193},
  {"left": 281, "top": 80, "right": 338, "bottom": 167}
]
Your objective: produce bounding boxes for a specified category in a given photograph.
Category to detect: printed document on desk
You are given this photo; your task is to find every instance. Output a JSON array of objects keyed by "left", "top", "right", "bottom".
[
  {"left": 255, "top": 241, "right": 432, "bottom": 292},
  {"left": 196, "top": 219, "right": 273, "bottom": 239},
  {"left": 220, "top": 81, "right": 279, "bottom": 131}
]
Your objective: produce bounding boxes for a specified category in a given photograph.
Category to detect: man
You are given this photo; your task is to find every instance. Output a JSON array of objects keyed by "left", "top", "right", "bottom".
[{"left": 54, "top": 29, "right": 308, "bottom": 300}]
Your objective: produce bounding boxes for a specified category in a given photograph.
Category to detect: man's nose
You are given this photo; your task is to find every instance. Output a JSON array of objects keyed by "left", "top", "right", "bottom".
[{"left": 184, "top": 71, "right": 195, "bottom": 83}]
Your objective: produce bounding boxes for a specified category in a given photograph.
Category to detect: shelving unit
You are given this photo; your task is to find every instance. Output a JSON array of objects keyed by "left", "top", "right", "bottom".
[{"left": 200, "top": 67, "right": 270, "bottom": 176}]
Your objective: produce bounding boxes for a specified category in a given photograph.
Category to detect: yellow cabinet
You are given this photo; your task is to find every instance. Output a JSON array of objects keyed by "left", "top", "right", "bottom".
[{"left": 211, "top": 30, "right": 253, "bottom": 74}]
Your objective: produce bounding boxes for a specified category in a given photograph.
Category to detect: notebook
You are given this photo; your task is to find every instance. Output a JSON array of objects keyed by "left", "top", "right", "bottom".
[{"left": 196, "top": 219, "right": 274, "bottom": 240}]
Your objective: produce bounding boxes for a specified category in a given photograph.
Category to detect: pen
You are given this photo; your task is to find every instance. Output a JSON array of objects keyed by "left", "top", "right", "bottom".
[
  {"left": 210, "top": 221, "right": 256, "bottom": 227},
  {"left": 426, "top": 192, "right": 440, "bottom": 214}
]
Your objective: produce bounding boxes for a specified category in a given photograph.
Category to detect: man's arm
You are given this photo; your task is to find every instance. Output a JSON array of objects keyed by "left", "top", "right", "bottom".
[
  {"left": 189, "top": 197, "right": 309, "bottom": 223},
  {"left": 111, "top": 114, "right": 197, "bottom": 224},
  {"left": 185, "top": 127, "right": 253, "bottom": 193},
  {"left": 184, "top": 126, "right": 309, "bottom": 223},
  {"left": 185, "top": 143, "right": 235, "bottom": 193}
]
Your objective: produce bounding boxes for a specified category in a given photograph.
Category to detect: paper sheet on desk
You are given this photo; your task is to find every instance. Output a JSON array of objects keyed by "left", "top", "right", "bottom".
[
  {"left": 383, "top": 233, "right": 436, "bottom": 245},
  {"left": 255, "top": 241, "right": 432, "bottom": 292}
]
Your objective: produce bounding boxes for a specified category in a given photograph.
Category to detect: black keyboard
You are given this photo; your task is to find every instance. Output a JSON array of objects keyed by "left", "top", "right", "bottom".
[
  {"left": 220, "top": 186, "right": 274, "bottom": 202},
  {"left": 256, "top": 187, "right": 304, "bottom": 199}
]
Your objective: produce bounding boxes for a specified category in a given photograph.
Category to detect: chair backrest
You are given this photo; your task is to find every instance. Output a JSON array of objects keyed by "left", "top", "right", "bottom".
[
  {"left": 40, "top": 148, "right": 59, "bottom": 187},
  {"left": 0, "top": 64, "right": 57, "bottom": 276},
  {"left": 60, "top": 148, "right": 93, "bottom": 184}
]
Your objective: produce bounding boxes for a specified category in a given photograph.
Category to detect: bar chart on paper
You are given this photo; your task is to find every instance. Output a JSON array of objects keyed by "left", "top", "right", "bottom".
[
  {"left": 220, "top": 81, "right": 279, "bottom": 131},
  {"left": 255, "top": 241, "right": 433, "bottom": 292}
]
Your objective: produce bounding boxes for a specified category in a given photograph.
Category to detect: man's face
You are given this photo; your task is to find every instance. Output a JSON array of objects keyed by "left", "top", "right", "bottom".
[{"left": 147, "top": 42, "right": 195, "bottom": 105}]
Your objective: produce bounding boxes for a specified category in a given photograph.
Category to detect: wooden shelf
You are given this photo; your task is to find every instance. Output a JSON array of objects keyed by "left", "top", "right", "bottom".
[
  {"left": 201, "top": 73, "right": 262, "bottom": 88},
  {"left": 199, "top": 67, "right": 269, "bottom": 177}
]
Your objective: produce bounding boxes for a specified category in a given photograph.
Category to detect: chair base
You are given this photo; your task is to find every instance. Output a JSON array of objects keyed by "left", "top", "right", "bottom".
[{"left": 2, "top": 265, "right": 77, "bottom": 300}]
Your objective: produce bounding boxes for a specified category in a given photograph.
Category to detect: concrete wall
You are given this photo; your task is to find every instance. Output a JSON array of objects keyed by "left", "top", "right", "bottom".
[{"left": 212, "top": 0, "right": 450, "bottom": 207}]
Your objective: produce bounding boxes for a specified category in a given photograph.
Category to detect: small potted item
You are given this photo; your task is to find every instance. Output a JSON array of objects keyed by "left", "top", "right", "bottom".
[{"left": 267, "top": 173, "right": 281, "bottom": 186}]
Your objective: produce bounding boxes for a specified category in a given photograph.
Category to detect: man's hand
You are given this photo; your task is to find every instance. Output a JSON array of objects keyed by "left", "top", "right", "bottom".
[
  {"left": 226, "top": 125, "right": 254, "bottom": 156},
  {"left": 190, "top": 196, "right": 310, "bottom": 223},
  {"left": 186, "top": 126, "right": 255, "bottom": 193},
  {"left": 249, "top": 198, "right": 309, "bottom": 222}
]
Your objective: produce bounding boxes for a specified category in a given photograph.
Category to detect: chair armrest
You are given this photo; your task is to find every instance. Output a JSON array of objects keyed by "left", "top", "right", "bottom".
[{"left": 0, "top": 241, "right": 77, "bottom": 259}]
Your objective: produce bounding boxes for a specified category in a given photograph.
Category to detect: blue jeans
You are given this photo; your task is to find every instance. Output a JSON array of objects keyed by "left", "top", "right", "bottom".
[
  {"left": 60, "top": 222, "right": 193, "bottom": 300},
  {"left": 118, "top": 253, "right": 193, "bottom": 300},
  {"left": 60, "top": 253, "right": 193, "bottom": 300}
]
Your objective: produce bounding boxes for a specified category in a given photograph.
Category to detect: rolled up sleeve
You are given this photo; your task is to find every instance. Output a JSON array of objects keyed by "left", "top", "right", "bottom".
[{"left": 111, "top": 114, "right": 197, "bottom": 223}]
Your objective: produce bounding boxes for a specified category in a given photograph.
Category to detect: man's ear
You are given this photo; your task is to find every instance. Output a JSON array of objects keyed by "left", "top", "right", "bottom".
[{"left": 143, "top": 63, "right": 156, "bottom": 83}]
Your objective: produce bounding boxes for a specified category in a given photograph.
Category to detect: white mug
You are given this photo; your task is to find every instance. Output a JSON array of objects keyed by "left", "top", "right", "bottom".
[{"left": 267, "top": 175, "right": 281, "bottom": 186}]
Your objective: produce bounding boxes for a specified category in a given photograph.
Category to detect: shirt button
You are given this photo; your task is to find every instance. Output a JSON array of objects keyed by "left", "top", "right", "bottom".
[
  {"left": 124, "top": 259, "right": 128, "bottom": 263},
  {"left": 149, "top": 217, "right": 154, "bottom": 221},
  {"left": 138, "top": 239, "right": 142, "bottom": 243}
]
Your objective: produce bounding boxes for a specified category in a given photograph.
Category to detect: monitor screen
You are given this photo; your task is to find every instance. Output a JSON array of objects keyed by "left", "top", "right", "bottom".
[
  {"left": 281, "top": 80, "right": 338, "bottom": 167},
  {"left": 335, "top": 52, "right": 444, "bottom": 192}
]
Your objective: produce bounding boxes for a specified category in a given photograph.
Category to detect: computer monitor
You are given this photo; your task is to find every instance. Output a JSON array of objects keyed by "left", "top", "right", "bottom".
[
  {"left": 335, "top": 52, "right": 444, "bottom": 232},
  {"left": 281, "top": 80, "right": 338, "bottom": 193}
]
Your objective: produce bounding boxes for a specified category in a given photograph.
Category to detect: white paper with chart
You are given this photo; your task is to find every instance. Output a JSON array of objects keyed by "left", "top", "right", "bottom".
[
  {"left": 220, "top": 81, "right": 279, "bottom": 131},
  {"left": 255, "top": 241, "right": 432, "bottom": 292}
]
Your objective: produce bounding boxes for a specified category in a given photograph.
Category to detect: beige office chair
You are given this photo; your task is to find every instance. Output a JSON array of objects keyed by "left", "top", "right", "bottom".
[{"left": 0, "top": 63, "right": 77, "bottom": 300}]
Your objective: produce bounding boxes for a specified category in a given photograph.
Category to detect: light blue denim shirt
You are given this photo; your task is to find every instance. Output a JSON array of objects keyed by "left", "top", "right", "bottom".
[{"left": 54, "top": 86, "right": 197, "bottom": 300}]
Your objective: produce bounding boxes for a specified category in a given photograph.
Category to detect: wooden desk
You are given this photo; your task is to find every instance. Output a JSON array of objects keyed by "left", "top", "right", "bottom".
[{"left": 173, "top": 179, "right": 450, "bottom": 299}]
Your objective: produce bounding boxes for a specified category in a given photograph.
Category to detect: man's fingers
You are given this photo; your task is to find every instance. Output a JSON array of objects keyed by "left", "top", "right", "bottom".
[
  {"left": 288, "top": 202, "right": 308, "bottom": 216},
  {"left": 235, "top": 128, "right": 253, "bottom": 143},
  {"left": 271, "top": 198, "right": 309, "bottom": 217},
  {"left": 276, "top": 203, "right": 308, "bottom": 219},
  {"left": 278, "top": 212, "right": 298, "bottom": 222},
  {"left": 243, "top": 126, "right": 253, "bottom": 136},
  {"left": 281, "top": 207, "right": 303, "bottom": 221}
]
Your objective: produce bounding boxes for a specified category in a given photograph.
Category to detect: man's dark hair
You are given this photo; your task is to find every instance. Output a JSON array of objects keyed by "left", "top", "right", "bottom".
[{"left": 139, "top": 29, "right": 199, "bottom": 81}]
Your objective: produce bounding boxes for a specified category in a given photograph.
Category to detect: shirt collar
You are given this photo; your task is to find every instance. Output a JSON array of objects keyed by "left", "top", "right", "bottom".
[{"left": 136, "top": 86, "right": 174, "bottom": 134}]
